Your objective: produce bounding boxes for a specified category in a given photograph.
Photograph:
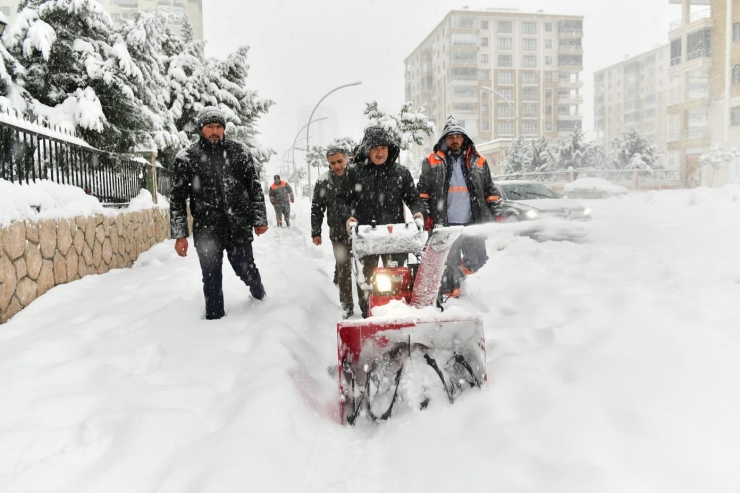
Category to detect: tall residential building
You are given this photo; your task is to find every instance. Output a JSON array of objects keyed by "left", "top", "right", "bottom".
[
  {"left": 594, "top": 45, "right": 671, "bottom": 162},
  {"left": 0, "top": 0, "right": 203, "bottom": 39},
  {"left": 404, "top": 8, "right": 584, "bottom": 172},
  {"left": 666, "top": 0, "right": 740, "bottom": 187}
]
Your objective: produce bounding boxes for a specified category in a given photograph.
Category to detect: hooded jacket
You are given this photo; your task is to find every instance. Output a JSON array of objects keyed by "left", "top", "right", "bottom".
[
  {"left": 311, "top": 166, "right": 354, "bottom": 241},
  {"left": 417, "top": 116, "right": 500, "bottom": 226},
  {"left": 336, "top": 126, "right": 423, "bottom": 227},
  {"left": 169, "top": 135, "right": 267, "bottom": 245}
]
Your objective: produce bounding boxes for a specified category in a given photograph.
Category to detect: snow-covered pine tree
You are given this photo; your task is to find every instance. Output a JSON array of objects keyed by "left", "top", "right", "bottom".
[
  {"left": 528, "top": 136, "right": 558, "bottom": 172},
  {"left": 364, "top": 101, "right": 434, "bottom": 150},
  {"left": 555, "top": 129, "right": 599, "bottom": 170},
  {"left": 610, "top": 129, "right": 662, "bottom": 172},
  {"left": 6, "top": 0, "right": 142, "bottom": 150},
  {"left": 306, "top": 145, "right": 326, "bottom": 170},
  {"left": 501, "top": 136, "right": 528, "bottom": 175}
]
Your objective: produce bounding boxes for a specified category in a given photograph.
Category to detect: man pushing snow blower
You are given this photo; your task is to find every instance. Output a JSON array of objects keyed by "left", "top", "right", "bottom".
[{"left": 335, "top": 126, "right": 487, "bottom": 425}]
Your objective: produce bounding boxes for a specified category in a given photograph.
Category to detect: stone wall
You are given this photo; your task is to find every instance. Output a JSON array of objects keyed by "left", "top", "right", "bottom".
[{"left": 0, "top": 209, "right": 170, "bottom": 324}]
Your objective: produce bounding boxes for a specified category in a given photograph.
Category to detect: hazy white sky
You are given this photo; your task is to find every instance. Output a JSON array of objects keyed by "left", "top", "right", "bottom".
[{"left": 204, "top": 0, "right": 681, "bottom": 173}]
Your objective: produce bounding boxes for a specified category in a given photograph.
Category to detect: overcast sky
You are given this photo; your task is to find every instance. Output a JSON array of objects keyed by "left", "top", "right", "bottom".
[{"left": 204, "top": 0, "right": 681, "bottom": 174}]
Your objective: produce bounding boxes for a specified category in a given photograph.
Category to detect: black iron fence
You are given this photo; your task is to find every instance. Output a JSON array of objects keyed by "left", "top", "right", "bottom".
[{"left": 0, "top": 115, "right": 173, "bottom": 204}]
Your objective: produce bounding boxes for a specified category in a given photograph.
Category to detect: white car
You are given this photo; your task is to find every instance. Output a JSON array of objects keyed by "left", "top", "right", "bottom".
[
  {"left": 494, "top": 180, "right": 591, "bottom": 222},
  {"left": 563, "top": 178, "right": 629, "bottom": 199}
]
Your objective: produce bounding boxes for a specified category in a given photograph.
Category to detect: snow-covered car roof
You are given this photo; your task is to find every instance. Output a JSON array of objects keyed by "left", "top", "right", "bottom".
[
  {"left": 563, "top": 178, "right": 629, "bottom": 194},
  {"left": 495, "top": 180, "right": 555, "bottom": 186}
]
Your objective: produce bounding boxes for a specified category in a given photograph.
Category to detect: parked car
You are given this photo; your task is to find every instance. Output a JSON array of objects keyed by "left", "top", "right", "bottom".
[
  {"left": 563, "top": 178, "right": 629, "bottom": 199},
  {"left": 493, "top": 180, "right": 591, "bottom": 222}
]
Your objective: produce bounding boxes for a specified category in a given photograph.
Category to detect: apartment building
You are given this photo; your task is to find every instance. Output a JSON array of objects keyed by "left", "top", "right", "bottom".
[
  {"left": 0, "top": 0, "right": 203, "bottom": 39},
  {"left": 667, "top": 0, "right": 740, "bottom": 187},
  {"left": 404, "top": 8, "right": 584, "bottom": 172},
  {"left": 594, "top": 45, "right": 671, "bottom": 162}
]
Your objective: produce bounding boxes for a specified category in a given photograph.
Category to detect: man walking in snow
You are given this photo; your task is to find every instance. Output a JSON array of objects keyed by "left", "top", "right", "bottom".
[
  {"left": 170, "top": 107, "right": 268, "bottom": 320},
  {"left": 311, "top": 146, "right": 355, "bottom": 319},
  {"left": 417, "top": 116, "right": 500, "bottom": 298},
  {"left": 268, "top": 175, "right": 294, "bottom": 227},
  {"left": 337, "top": 126, "right": 424, "bottom": 318}
]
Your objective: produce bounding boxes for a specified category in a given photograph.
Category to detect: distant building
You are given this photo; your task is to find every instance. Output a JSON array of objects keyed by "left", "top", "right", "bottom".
[
  {"left": 594, "top": 45, "right": 671, "bottom": 165},
  {"left": 0, "top": 0, "right": 203, "bottom": 40},
  {"left": 404, "top": 8, "right": 584, "bottom": 172},
  {"left": 666, "top": 0, "right": 740, "bottom": 187}
]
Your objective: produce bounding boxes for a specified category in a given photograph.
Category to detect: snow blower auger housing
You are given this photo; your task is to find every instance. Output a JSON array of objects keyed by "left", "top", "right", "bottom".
[{"left": 337, "top": 221, "right": 487, "bottom": 425}]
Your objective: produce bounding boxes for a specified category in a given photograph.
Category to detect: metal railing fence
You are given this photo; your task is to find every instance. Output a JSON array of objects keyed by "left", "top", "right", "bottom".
[{"left": 0, "top": 115, "right": 173, "bottom": 204}]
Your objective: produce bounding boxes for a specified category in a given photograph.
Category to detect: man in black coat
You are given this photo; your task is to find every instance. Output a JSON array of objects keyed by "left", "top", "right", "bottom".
[
  {"left": 311, "top": 146, "right": 355, "bottom": 319},
  {"left": 337, "top": 126, "right": 424, "bottom": 318},
  {"left": 170, "top": 107, "right": 268, "bottom": 320},
  {"left": 417, "top": 116, "right": 500, "bottom": 297}
]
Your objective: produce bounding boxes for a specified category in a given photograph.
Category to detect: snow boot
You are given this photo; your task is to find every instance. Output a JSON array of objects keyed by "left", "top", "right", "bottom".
[
  {"left": 250, "top": 283, "right": 266, "bottom": 301},
  {"left": 277, "top": 221, "right": 283, "bottom": 228},
  {"left": 285, "top": 219, "right": 290, "bottom": 227},
  {"left": 342, "top": 304, "right": 354, "bottom": 320}
]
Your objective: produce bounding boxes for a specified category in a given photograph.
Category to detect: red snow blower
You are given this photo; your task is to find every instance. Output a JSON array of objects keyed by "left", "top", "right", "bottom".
[{"left": 337, "top": 221, "right": 487, "bottom": 425}]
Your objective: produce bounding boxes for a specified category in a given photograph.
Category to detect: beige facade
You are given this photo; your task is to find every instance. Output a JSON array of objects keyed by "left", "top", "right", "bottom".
[
  {"left": 594, "top": 45, "right": 671, "bottom": 164},
  {"left": 666, "top": 0, "right": 740, "bottom": 187},
  {"left": 404, "top": 8, "right": 584, "bottom": 171},
  {"left": 0, "top": 0, "right": 203, "bottom": 39}
]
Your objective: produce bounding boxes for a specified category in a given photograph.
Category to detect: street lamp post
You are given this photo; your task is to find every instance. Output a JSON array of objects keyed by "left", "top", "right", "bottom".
[
  {"left": 292, "top": 117, "right": 327, "bottom": 197},
  {"left": 306, "top": 82, "right": 362, "bottom": 195},
  {"left": 480, "top": 86, "right": 519, "bottom": 139}
]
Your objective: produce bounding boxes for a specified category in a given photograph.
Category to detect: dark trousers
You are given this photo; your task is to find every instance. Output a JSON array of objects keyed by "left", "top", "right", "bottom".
[
  {"left": 274, "top": 203, "right": 290, "bottom": 224},
  {"left": 356, "top": 253, "right": 407, "bottom": 318},
  {"left": 196, "top": 237, "right": 263, "bottom": 319},
  {"left": 441, "top": 231, "right": 488, "bottom": 294},
  {"left": 332, "top": 240, "right": 354, "bottom": 310}
]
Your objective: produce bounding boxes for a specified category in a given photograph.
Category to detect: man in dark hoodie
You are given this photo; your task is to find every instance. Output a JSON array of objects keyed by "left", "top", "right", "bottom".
[
  {"left": 417, "top": 116, "right": 500, "bottom": 298},
  {"left": 337, "top": 126, "right": 424, "bottom": 318},
  {"left": 311, "top": 146, "right": 355, "bottom": 319},
  {"left": 170, "top": 107, "right": 268, "bottom": 320}
]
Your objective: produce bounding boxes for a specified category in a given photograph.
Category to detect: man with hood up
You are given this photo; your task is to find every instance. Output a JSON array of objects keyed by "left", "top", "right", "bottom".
[
  {"left": 170, "top": 106, "right": 268, "bottom": 320},
  {"left": 417, "top": 116, "right": 500, "bottom": 298},
  {"left": 337, "top": 125, "right": 424, "bottom": 318}
]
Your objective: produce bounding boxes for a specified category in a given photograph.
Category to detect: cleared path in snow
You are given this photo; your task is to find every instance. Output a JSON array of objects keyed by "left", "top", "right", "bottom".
[{"left": 2, "top": 189, "right": 740, "bottom": 492}]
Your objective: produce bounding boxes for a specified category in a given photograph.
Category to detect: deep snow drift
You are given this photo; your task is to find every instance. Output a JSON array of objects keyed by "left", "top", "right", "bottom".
[{"left": 2, "top": 187, "right": 740, "bottom": 492}]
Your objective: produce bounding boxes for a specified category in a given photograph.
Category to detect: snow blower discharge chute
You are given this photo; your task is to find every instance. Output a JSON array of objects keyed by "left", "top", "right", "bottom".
[{"left": 337, "top": 221, "right": 487, "bottom": 425}]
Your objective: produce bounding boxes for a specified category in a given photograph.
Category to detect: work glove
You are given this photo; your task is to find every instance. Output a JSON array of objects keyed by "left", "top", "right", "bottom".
[
  {"left": 290, "top": 198, "right": 294, "bottom": 203},
  {"left": 424, "top": 215, "right": 434, "bottom": 232},
  {"left": 254, "top": 225, "right": 268, "bottom": 236}
]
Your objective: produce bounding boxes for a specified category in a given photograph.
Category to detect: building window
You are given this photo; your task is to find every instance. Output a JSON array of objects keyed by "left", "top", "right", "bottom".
[
  {"left": 522, "top": 72, "right": 536, "bottom": 85},
  {"left": 732, "top": 65, "right": 740, "bottom": 85},
  {"left": 499, "top": 121, "right": 514, "bottom": 135},
  {"left": 523, "top": 55, "right": 537, "bottom": 68},
  {"left": 499, "top": 104, "right": 514, "bottom": 118},
  {"left": 450, "top": 67, "right": 478, "bottom": 80},
  {"left": 670, "top": 38, "right": 682, "bottom": 66},
  {"left": 731, "top": 107, "right": 740, "bottom": 126},
  {"left": 522, "top": 22, "right": 537, "bottom": 35},
  {"left": 545, "top": 105, "right": 553, "bottom": 115},
  {"left": 482, "top": 54, "right": 490, "bottom": 64},
  {"left": 0, "top": 6, "right": 10, "bottom": 15},
  {"left": 686, "top": 28, "right": 711, "bottom": 60},
  {"left": 453, "top": 16, "right": 476, "bottom": 29},
  {"left": 481, "top": 37, "right": 489, "bottom": 47},
  {"left": 482, "top": 121, "right": 490, "bottom": 131},
  {"left": 451, "top": 33, "right": 477, "bottom": 46},
  {"left": 498, "top": 20, "right": 512, "bottom": 34},
  {"left": 545, "top": 39, "right": 553, "bottom": 49},
  {"left": 481, "top": 104, "right": 490, "bottom": 114},
  {"left": 523, "top": 39, "right": 537, "bottom": 51},
  {"left": 545, "top": 88, "right": 553, "bottom": 99},
  {"left": 545, "top": 23, "right": 553, "bottom": 32},
  {"left": 544, "top": 72, "right": 552, "bottom": 82},
  {"left": 451, "top": 51, "right": 478, "bottom": 64},
  {"left": 497, "top": 87, "right": 513, "bottom": 101},
  {"left": 498, "top": 71, "right": 513, "bottom": 85},
  {"left": 522, "top": 121, "right": 537, "bottom": 135},
  {"left": 452, "top": 86, "right": 477, "bottom": 98},
  {"left": 559, "top": 54, "right": 582, "bottom": 66},
  {"left": 478, "top": 69, "right": 491, "bottom": 80},
  {"left": 523, "top": 88, "right": 537, "bottom": 101},
  {"left": 481, "top": 20, "right": 489, "bottom": 30},
  {"left": 545, "top": 56, "right": 552, "bottom": 66},
  {"left": 497, "top": 54, "right": 511, "bottom": 67},
  {"left": 498, "top": 37, "right": 512, "bottom": 51},
  {"left": 111, "top": 12, "right": 121, "bottom": 21},
  {"left": 545, "top": 121, "right": 553, "bottom": 131},
  {"left": 522, "top": 104, "right": 537, "bottom": 118}
]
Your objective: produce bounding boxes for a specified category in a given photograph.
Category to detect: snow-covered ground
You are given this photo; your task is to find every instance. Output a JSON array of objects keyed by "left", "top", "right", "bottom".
[{"left": 2, "top": 187, "right": 740, "bottom": 492}]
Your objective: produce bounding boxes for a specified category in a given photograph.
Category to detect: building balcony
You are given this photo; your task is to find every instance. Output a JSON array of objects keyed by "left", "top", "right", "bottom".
[
  {"left": 558, "top": 94, "right": 583, "bottom": 103},
  {"left": 558, "top": 113, "right": 583, "bottom": 119},
  {"left": 558, "top": 79, "right": 584, "bottom": 88},
  {"left": 685, "top": 127, "right": 709, "bottom": 139},
  {"left": 669, "top": 8, "right": 711, "bottom": 32},
  {"left": 559, "top": 45, "right": 584, "bottom": 53},
  {"left": 558, "top": 29, "right": 584, "bottom": 37}
]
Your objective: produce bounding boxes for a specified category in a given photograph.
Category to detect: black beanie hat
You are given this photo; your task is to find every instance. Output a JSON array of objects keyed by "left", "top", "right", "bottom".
[{"left": 196, "top": 106, "right": 226, "bottom": 128}]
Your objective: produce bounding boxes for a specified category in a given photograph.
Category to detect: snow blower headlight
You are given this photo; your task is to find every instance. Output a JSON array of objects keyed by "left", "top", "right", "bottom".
[
  {"left": 525, "top": 210, "right": 539, "bottom": 219},
  {"left": 374, "top": 273, "right": 394, "bottom": 294}
]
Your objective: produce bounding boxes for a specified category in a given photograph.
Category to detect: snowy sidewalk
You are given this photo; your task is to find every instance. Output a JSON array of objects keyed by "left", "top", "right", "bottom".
[{"left": 3, "top": 190, "right": 740, "bottom": 492}]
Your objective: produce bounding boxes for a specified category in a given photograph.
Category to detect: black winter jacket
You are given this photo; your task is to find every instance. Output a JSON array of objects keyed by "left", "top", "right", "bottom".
[
  {"left": 170, "top": 136, "right": 267, "bottom": 245},
  {"left": 336, "top": 144, "right": 423, "bottom": 227},
  {"left": 417, "top": 128, "right": 499, "bottom": 227},
  {"left": 311, "top": 167, "right": 354, "bottom": 241}
]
